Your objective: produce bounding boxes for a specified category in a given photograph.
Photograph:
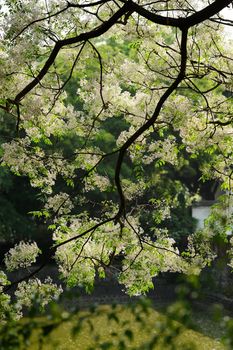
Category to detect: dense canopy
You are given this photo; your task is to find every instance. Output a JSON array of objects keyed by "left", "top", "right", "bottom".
[{"left": 0, "top": 0, "right": 233, "bottom": 320}]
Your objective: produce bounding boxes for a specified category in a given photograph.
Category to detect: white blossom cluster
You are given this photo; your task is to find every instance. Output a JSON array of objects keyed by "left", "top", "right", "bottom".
[
  {"left": 119, "top": 235, "right": 183, "bottom": 296},
  {"left": 4, "top": 242, "right": 41, "bottom": 271},
  {"left": 2, "top": 139, "right": 76, "bottom": 194},
  {"left": 53, "top": 214, "right": 203, "bottom": 296},
  {"left": 15, "top": 277, "right": 63, "bottom": 309},
  {"left": 45, "top": 192, "right": 74, "bottom": 215},
  {"left": 0, "top": 271, "right": 9, "bottom": 292},
  {"left": 54, "top": 217, "right": 120, "bottom": 289},
  {"left": 143, "top": 136, "right": 179, "bottom": 166}
]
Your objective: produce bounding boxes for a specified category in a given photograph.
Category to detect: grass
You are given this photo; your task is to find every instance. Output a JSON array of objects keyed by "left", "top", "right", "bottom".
[{"left": 24, "top": 300, "right": 226, "bottom": 350}]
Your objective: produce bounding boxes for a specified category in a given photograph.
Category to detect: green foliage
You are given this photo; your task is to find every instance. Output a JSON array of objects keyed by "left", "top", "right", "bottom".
[
  {"left": 0, "top": 0, "right": 233, "bottom": 334},
  {"left": 0, "top": 296, "right": 229, "bottom": 350}
]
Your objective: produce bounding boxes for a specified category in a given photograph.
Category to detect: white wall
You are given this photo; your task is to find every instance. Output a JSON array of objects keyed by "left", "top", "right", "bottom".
[{"left": 192, "top": 206, "right": 211, "bottom": 229}]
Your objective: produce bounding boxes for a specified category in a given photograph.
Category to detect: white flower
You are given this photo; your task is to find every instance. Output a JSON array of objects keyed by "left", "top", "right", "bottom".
[
  {"left": 4, "top": 241, "right": 41, "bottom": 271},
  {"left": 15, "top": 277, "right": 63, "bottom": 309},
  {"left": 45, "top": 192, "right": 74, "bottom": 215}
]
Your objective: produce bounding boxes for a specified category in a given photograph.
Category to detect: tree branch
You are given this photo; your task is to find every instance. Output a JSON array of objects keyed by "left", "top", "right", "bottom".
[
  {"left": 114, "top": 27, "right": 188, "bottom": 217},
  {"left": 120, "top": 0, "right": 233, "bottom": 29},
  {"left": 13, "top": 1, "right": 133, "bottom": 104}
]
